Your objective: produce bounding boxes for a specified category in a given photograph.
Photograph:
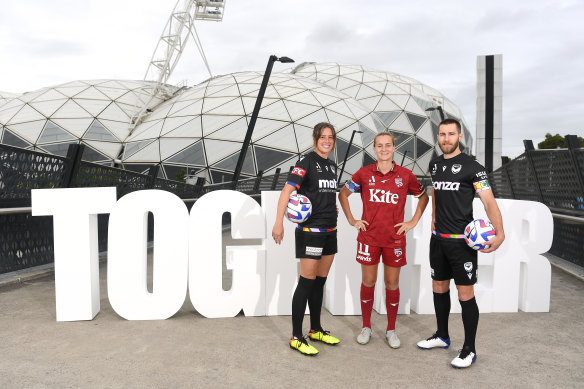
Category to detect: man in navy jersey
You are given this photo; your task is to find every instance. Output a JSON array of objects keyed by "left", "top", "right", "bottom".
[{"left": 417, "top": 118, "right": 505, "bottom": 368}]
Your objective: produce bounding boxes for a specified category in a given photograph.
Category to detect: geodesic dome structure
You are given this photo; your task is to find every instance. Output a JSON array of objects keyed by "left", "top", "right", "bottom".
[
  {"left": 290, "top": 63, "right": 473, "bottom": 175},
  {"left": 1, "top": 63, "right": 473, "bottom": 183},
  {"left": 122, "top": 71, "right": 384, "bottom": 183},
  {"left": 0, "top": 80, "right": 175, "bottom": 163}
]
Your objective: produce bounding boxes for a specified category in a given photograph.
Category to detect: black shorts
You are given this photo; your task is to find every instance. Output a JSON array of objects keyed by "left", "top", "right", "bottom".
[
  {"left": 430, "top": 235, "right": 477, "bottom": 285},
  {"left": 295, "top": 229, "right": 337, "bottom": 259}
]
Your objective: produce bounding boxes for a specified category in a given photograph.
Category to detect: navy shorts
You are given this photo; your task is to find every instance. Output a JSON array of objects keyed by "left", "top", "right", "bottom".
[
  {"left": 430, "top": 235, "right": 477, "bottom": 285},
  {"left": 295, "top": 229, "right": 337, "bottom": 259}
]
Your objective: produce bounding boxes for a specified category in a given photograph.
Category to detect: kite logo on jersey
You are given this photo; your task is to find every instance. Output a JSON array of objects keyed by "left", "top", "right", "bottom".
[
  {"left": 369, "top": 189, "right": 399, "bottom": 204},
  {"left": 452, "top": 164, "right": 462, "bottom": 174},
  {"left": 433, "top": 181, "right": 460, "bottom": 191},
  {"left": 395, "top": 177, "right": 403, "bottom": 187},
  {"left": 292, "top": 167, "right": 306, "bottom": 177}
]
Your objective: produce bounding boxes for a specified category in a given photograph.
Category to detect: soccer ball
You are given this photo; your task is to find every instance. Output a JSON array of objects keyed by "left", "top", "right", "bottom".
[
  {"left": 286, "top": 194, "right": 312, "bottom": 223},
  {"left": 464, "top": 219, "right": 496, "bottom": 250}
]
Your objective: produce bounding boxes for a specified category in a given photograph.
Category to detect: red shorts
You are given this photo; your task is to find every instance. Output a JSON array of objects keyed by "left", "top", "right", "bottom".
[{"left": 355, "top": 239, "right": 406, "bottom": 267}]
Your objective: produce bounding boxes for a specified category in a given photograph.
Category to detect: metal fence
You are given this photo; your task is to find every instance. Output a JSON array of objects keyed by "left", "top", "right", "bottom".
[
  {"left": 0, "top": 143, "right": 292, "bottom": 274},
  {"left": 488, "top": 138, "right": 584, "bottom": 267},
  {"left": 2, "top": 139, "right": 583, "bottom": 274}
]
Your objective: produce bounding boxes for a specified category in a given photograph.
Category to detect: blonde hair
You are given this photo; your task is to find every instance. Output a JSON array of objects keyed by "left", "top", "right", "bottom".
[{"left": 373, "top": 132, "right": 395, "bottom": 146}]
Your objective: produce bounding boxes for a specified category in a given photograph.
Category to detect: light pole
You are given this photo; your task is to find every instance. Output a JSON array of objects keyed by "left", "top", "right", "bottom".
[
  {"left": 231, "top": 55, "right": 294, "bottom": 188},
  {"left": 337, "top": 129, "right": 362, "bottom": 183},
  {"left": 425, "top": 105, "right": 445, "bottom": 122}
]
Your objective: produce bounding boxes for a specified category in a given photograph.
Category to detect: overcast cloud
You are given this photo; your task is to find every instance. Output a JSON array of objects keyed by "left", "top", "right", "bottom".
[{"left": 0, "top": 0, "right": 582, "bottom": 157}]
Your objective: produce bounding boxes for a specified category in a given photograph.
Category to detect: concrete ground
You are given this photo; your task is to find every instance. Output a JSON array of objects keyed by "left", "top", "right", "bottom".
[{"left": 1, "top": 244, "right": 583, "bottom": 388}]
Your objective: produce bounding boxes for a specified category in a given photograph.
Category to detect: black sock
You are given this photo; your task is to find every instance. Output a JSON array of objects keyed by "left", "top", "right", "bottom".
[
  {"left": 308, "top": 276, "right": 327, "bottom": 331},
  {"left": 433, "top": 290, "right": 451, "bottom": 339},
  {"left": 460, "top": 297, "right": 479, "bottom": 354},
  {"left": 292, "top": 276, "right": 315, "bottom": 338}
]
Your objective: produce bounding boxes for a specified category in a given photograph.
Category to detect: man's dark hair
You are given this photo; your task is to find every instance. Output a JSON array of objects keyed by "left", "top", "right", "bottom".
[
  {"left": 313, "top": 122, "right": 336, "bottom": 146},
  {"left": 439, "top": 118, "right": 461, "bottom": 133}
]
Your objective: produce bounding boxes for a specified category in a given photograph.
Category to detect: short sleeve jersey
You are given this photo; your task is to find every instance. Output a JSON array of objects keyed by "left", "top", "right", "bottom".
[
  {"left": 286, "top": 151, "right": 338, "bottom": 229},
  {"left": 345, "top": 162, "right": 425, "bottom": 247},
  {"left": 429, "top": 153, "right": 491, "bottom": 234}
]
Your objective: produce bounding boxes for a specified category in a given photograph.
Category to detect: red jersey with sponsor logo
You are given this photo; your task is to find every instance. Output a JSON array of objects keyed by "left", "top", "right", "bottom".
[{"left": 346, "top": 162, "right": 425, "bottom": 247}]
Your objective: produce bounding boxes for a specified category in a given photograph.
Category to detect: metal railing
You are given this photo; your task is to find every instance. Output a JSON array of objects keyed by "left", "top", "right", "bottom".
[{"left": 488, "top": 137, "right": 584, "bottom": 267}]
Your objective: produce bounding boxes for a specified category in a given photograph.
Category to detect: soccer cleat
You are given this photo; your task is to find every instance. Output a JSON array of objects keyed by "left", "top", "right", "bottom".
[
  {"left": 289, "top": 336, "right": 319, "bottom": 356},
  {"left": 308, "top": 329, "right": 340, "bottom": 345},
  {"left": 356, "top": 327, "right": 372, "bottom": 345},
  {"left": 451, "top": 348, "right": 477, "bottom": 368},
  {"left": 417, "top": 333, "right": 450, "bottom": 349},
  {"left": 386, "top": 330, "right": 400, "bottom": 349}
]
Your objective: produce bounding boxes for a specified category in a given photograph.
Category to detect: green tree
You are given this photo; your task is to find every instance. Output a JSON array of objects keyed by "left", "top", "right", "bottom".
[
  {"left": 176, "top": 169, "right": 186, "bottom": 183},
  {"left": 538, "top": 133, "right": 584, "bottom": 149}
]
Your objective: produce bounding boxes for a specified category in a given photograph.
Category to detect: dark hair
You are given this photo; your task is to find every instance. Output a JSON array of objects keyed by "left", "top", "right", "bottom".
[
  {"left": 438, "top": 118, "right": 461, "bottom": 133},
  {"left": 313, "top": 122, "right": 336, "bottom": 147}
]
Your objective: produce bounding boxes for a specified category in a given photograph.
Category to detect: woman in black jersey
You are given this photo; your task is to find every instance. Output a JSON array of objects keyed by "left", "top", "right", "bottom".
[{"left": 272, "top": 122, "right": 340, "bottom": 356}]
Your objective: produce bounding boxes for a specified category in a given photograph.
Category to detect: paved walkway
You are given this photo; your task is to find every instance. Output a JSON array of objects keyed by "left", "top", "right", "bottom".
[{"left": 1, "top": 250, "right": 583, "bottom": 388}]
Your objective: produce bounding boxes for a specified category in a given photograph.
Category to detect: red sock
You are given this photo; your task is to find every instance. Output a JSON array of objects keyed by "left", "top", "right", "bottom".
[
  {"left": 386, "top": 288, "right": 400, "bottom": 331},
  {"left": 360, "top": 284, "right": 375, "bottom": 328}
]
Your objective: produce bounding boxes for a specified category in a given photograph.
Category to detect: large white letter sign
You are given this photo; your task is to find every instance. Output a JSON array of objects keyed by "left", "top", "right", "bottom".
[
  {"left": 189, "top": 190, "right": 266, "bottom": 318},
  {"left": 107, "top": 190, "right": 189, "bottom": 320},
  {"left": 31, "top": 187, "right": 116, "bottom": 321}
]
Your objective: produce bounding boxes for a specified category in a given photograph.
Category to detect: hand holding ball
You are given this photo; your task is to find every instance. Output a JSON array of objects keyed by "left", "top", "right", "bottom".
[{"left": 464, "top": 219, "right": 496, "bottom": 250}]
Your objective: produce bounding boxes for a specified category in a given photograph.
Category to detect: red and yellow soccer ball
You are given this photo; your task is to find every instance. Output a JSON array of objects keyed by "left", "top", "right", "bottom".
[
  {"left": 464, "top": 219, "right": 496, "bottom": 250},
  {"left": 286, "top": 194, "right": 312, "bottom": 223}
]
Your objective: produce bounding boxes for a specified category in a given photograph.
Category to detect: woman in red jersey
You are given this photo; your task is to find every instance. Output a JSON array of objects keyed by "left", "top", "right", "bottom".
[{"left": 338, "top": 132, "right": 429, "bottom": 348}]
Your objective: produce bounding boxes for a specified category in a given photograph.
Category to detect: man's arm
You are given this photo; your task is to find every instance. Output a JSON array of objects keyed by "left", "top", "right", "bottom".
[{"left": 478, "top": 189, "right": 505, "bottom": 253}]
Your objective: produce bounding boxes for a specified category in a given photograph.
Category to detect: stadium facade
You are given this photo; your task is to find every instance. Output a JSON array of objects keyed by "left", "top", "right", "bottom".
[{"left": 0, "top": 63, "right": 472, "bottom": 184}]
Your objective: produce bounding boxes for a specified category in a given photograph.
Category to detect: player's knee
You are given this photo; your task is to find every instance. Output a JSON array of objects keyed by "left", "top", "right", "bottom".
[
  {"left": 432, "top": 280, "right": 450, "bottom": 293},
  {"left": 456, "top": 285, "right": 475, "bottom": 301}
]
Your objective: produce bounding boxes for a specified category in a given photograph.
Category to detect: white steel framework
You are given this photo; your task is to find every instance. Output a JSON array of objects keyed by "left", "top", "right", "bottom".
[{"left": 130, "top": 0, "right": 226, "bottom": 134}]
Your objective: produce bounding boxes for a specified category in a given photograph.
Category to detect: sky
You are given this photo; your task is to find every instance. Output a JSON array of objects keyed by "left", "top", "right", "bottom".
[{"left": 0, "top": 0, "right": 582, "bottom": 158}]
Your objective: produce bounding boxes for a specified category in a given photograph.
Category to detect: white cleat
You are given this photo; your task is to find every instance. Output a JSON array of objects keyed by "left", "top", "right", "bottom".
[
  {"left": 386, "top": 330, "right": 400, "bottom": 349},
  {"left": 451, "top": 349, "right": 477, "bottom": 368},
  {"left": 356, "top": 327, "right": 372, "bottom": 345},
  {"left": 417, "top": 333, "right": 450, "bottom": 349}
]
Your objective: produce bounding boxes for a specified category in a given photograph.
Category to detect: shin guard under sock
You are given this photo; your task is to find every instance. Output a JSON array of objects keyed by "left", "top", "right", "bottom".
[
  {"left": 460, "top": 297, "right": 479, "bottom": 353},
  {"left": 360, "top": 284, "right": 375, "bottom": 328},
  {"left": 308, "top": 276, "right": 327, "bottom": 331},
  {"left": 386, "top": 288, "right": 400, "bottom": 331},
  {"left": 291, "top": 276, "right": 315, "bottom": 338},
  {"left": 433, "top": 290, "right": 451, "bottom": 339}
]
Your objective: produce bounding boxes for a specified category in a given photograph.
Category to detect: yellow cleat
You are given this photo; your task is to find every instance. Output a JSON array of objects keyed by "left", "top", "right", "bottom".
[
  {"left": 289, "top": 336, "right": 319, "bottom": 356},
  {"left": 308, "top": 329, "right": 340, "bottom": 345}
]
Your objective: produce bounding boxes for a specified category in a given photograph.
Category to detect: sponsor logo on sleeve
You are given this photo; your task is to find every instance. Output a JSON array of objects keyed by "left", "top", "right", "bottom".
[{"left": 292, "top": 167, "right": 306, "bottom": 177}]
